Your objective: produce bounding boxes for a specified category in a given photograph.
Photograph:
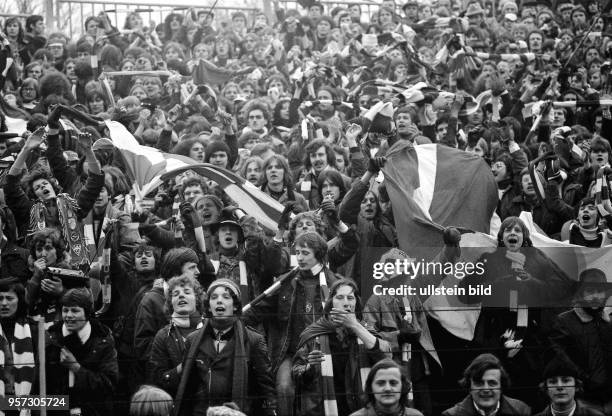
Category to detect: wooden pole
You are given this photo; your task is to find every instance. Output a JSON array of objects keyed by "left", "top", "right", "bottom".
[{"left": 37, "top": 316, "right": 47, "bottom": 416}]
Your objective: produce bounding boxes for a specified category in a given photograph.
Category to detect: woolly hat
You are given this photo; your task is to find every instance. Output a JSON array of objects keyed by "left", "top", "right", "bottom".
[
  {"left": 542, "top": 354, "right": 580, "bottom": 380},
  {"left": 61, "top": 288, "right": 94, "bottom": 318},
  {"left": 194, "top": 194, "right": 223, "bottom": 213},
  {"left": 205, "top": 140, "right": 231, "bottom": 163},
  {"left": 206, "top": 278, "right": 241, "bottom": 299}
]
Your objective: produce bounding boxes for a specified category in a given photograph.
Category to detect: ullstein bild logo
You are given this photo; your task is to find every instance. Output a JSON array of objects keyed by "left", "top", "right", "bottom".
[{"left": 372, "top": 259, "right": 486, "bottom": 280}]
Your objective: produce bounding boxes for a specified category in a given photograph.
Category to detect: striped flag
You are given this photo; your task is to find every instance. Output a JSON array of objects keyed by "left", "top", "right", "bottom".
[
  {"left": 160, "top": 163, "right": 286, "bottom": 233},
  {"left": 104, "top": 120, "right": 195, "bottom": 198},
  {"left": 383, "top": 141, "right": 498, "bottom": 259}
]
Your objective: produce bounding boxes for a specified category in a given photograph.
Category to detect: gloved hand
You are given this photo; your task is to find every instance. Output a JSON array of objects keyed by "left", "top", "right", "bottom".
[
  {"left": 131, "top": 211, "right": 149, "bottom": 223},
  {"left": 443, "top": 227, "right": 461, "bottom": 247},
  {"left": 47, "top": 105, "right": 63, "bottom": 130},
  {"left": 397, "top": 324, "right": 422, "bottom": 345},
  {"left": 278, "top": 201, "right": 296, "bottom": 231},
  {"left": 367, "top": 157, "right": 387, "bottom": 174},
  {"left": 320, "top": 199, "right": 339, "bottom": 226},
  {"left": 179, "top": 201, "right": 201, "bottom": 228}
]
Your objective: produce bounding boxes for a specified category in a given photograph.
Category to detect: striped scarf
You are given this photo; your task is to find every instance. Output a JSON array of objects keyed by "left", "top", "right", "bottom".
[
  {"left": 211, "top": 254, "right": 249, "bottom": 306},
  {"left": 82, "top": 202, "right": 113, "bottom": 264},
  {"left": 0, "top": 321, "right": 35, "bottom": 416},
  {"left": 298, "top": 318, "right": 373, "bottom": 416},
  {"left": 29, "top": 194, "right": 89, "bottom": 267},
  {"left": 595, "top": 167, "right": 612, "bottom": 216}
]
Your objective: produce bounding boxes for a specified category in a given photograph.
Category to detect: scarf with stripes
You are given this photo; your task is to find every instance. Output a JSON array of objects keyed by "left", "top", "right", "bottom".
[
  {"left": 211, "top": 252, "right": 249, "bottom": 306},
  {"left": 297, "top": 318, "right": 373, "bottom": 416},
  {"left": 0, "top": 320, "right": 35, "bottom": 416},
  {"left": 82, "top": 202, "right": 113, "bottom": 264},
  {"left": 29, "top": 194, "right": 89, "bottom": 267},
  {"left": 595, "top": 167, "right": 612, "bottom": 216}
]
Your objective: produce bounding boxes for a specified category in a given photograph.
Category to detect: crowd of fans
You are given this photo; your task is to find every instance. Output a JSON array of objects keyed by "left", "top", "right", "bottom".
[{"left": 0, "top": 0, "right": 611, "bottom": 415}]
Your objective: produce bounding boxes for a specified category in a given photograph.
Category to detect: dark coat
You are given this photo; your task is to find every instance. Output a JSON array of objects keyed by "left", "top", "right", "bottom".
[
  {"left": 549, "top": 308, "right": 612, "bottom": 404},
  {"left": 147, "top": 320, "right": 200, "bottom": 395},
  {"left": 173, "top": 320, "right": 276, "bottom": 416},
  {"left": 245, "top": 267, "right": 341, "bottom": 372},
  {"left": 134, "top": 285, "right": 167, "bottom": 359},
  {"left": 45, "top": 319, "right": 118, "bottom": 416},
  {"left": 0, "top": 242, "right": 30, "bottom": 284},
  {"left": 534, "top": 401, "right": 605, "bottom": 416},
  {"left": 442, "top": 395, "right": 531, "bottom": 416},
  {"left": 505, "top": 183, "right": 575, "bottom": 237}
]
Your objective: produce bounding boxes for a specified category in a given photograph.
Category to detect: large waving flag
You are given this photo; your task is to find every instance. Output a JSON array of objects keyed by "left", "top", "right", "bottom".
[
  {"left": 382, "top": 141, "right": 498, "bottom": 341},
  {"left": 104, "top": 120, "right": 195, "bottom": 198},
  {"left": 383, "top": 141, "right": 498, "bottom": 259},
  {"left": 160, "top": 164, "right": 286, "bottom": 233},
  {"left": 104, "top": 121, "right": 286, "bottom": 233}
]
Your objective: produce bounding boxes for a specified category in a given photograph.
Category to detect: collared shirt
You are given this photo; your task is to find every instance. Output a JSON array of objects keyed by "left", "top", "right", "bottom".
[
  {"left": 473, "top": 400, "right": 500, "bottom": 416},
  {"left": 213, "top": 327, "right": 233, "bottom": 353},
  {"left": 62, "top": 321, "right": 92, "bottom": 344}
]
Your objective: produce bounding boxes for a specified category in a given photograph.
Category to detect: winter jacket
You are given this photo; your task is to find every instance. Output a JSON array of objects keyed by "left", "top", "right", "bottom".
[
  {"left": 173, "top": 320, "right": 276, "bottom": 416},
  {"left": 534, "top": 401, "right": 605, "bottom": 416},
  {"left": 245, "top": 266, "right": 341, "bottom": 372},
  {"left": 442, "top": 395, "right": 531, "bottom": 416},
  {"left": 292, "top": 319, "right": 390, "bottom": 416},
  {"left": 549, "top": 308, "right": 612, "bottom": 405},
  {"left": 134, "top": 285, "right": 167, "bottom": 359},
  {"left": 147, "top": 319, "right": 201, "bottom": 395},
  {"left": 45, "top": 319, "right": 118, "bottom": 416},
  {"left": 0, "top": 242, "right": 30, "bottom": 284}
]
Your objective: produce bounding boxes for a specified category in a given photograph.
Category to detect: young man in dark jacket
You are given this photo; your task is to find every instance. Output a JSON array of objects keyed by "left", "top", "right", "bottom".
[
  {"left": 173, "top": 279, "right": 277, "bottom": 416},
  {"left": 534, "top": 354, "right": 604, "bottom": 416},
  {"left": 245, "top": 232, "right": 341, "bottom": 416}
]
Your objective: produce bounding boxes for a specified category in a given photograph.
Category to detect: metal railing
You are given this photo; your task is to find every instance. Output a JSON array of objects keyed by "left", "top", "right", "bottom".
[
  {"left": 49, "top": 0, "right": 264, "bottom": 39},
  {"left": 277, "top": 0, "right": 379, "bottom": 22}
]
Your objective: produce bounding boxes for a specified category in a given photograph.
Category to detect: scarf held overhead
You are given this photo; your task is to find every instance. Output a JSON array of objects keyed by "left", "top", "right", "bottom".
[{"left": 30, "top": 194, "right": 89, "bottom": 267}]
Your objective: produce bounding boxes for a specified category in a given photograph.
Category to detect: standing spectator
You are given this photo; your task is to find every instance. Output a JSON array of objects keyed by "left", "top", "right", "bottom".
[
  {"left": 292, "top": 278, "right": 391, "bottom": 416},
  {"left": 147, "top": 275, "right": 203, "bottom": 395},
  {"left": 173, "top": 279, "right": 277, "bottom": 416},
  {"left": 549, "top": 268, "right": 612, "bottom": 414},
  {"left": 45, "top": 288, "right": 119, "bottom": 416}
]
